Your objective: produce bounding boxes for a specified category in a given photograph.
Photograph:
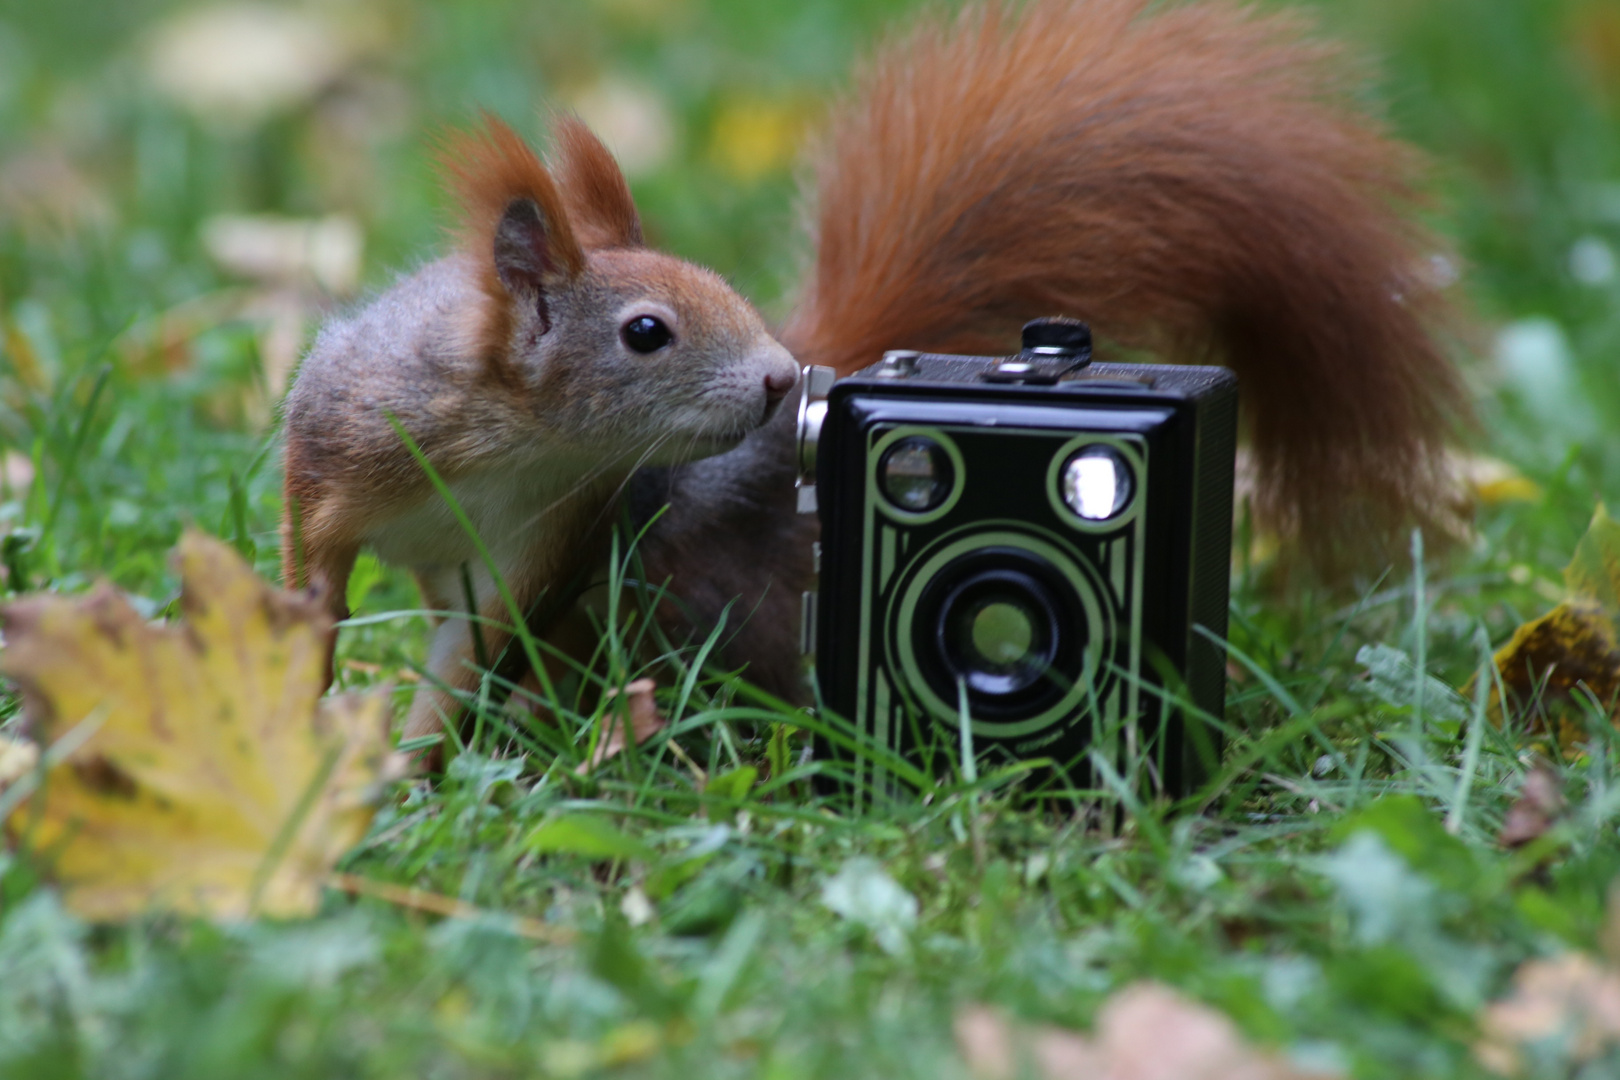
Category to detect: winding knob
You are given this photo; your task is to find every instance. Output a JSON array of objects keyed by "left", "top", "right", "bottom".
[
  {"left": 795, "top": 364, "right": 836, "bottom": 513},
  {"left": 1020, "top": 317, "right": 1092, "bottom": 357}
]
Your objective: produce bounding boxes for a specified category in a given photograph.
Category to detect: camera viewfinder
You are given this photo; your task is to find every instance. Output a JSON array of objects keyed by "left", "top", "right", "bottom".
[{"left": 879, "top": 436, "right": 954, "bottom": 512}]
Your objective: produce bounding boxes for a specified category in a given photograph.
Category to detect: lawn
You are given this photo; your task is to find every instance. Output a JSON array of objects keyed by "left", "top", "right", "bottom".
[{"left": 3, "top": 0, "right": 1620, "bottom": 1076}]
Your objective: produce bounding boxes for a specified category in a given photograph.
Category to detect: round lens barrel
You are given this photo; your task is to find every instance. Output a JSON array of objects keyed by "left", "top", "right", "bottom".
[
  {"left": 903, "top": 543, "right": 1096, "bottom": 725},
  {"left": 938, "top": 570, "right": 1060, "bottom": 697},
  {"left": 879, "top": 436, "right": 953, "bottom": 512}
]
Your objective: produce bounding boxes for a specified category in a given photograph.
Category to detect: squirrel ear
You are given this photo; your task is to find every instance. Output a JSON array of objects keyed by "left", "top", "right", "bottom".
[
  {"left": 493, "top": 197, "right": 574, "bottom": 331},
  {"left": 551, "top": 115, "right": 643, "bottom": 248},
  {"left": 440, "top": 114, "right": 587, "bottom": 338}
]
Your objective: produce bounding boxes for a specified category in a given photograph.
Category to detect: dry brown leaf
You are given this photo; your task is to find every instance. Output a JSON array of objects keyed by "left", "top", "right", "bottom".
[
  {"left": 576, "top": 678, "right": 667, "bottom": 775},
  {"left": 0, "top": 531, "right": 400, "bottom": 919},
  {"left": 1477, "top": 953, "right": 1620, "bottom": 1074},
  {"left": 957, "top": 982, "right": 1336, "bottom": 1080},
  {"left": 1498, "top": 761, "right": 1568, "bottom": 848},
  {"left": 1489, "top": 505, "right": 1620, "bottom": 746}
]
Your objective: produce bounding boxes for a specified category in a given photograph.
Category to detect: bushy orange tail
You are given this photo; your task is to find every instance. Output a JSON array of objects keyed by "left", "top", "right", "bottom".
[{"left": 783, "top": 0, "right": 1468, "bottom": 574}]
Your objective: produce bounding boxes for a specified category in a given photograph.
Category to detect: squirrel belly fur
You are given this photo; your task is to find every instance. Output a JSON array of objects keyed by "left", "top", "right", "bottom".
[{"left": 282, "top": 0, "right": 1468, "bottom": 733}]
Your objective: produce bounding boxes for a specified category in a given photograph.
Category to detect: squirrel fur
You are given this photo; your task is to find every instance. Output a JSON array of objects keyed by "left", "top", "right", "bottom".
[
  {"left": 281, "top": 118, "right": 797, "bottom": 740},
  {"left": 283, "top": 0, "right": 1468, "bottom": 732},
  {"left": 629, "top": 0, "right": 1468, "bottom": 703}
]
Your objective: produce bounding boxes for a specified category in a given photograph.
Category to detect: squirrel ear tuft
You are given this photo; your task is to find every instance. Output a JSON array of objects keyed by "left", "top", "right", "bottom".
[
  {"left": 440, "top": 113, "right": 586, "bottom": 331},
  {"left": 550, "top": 114, "right": 643, "bottom": 248}
]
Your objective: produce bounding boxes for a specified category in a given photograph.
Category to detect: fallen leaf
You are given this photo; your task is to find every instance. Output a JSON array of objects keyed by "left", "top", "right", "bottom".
[
  {"left": 0, "top": 531, "right": 399, "bottom": 919},
  {"left": 576, "top": 678, "right": 666, "bottom": 775},
  {"left": 1477, "top": 953, "right": 1620, "bottom": 1075},
  {"left": 0, "top": 303, "right": 50, "bottom": 393},
  {"left": 201, "top": 213, "right": 363, "bottom": 294},
  {"left": 708, "top": 99, "right": 807, "bottom": 182},
  {"left": 821, "top": 856, "right": 918, "bottom": 956},
  {"left": 1489, "top": 505, "right": 1620, "bottom": 745},
  {"left": 0, "top": 735, "right": 38, "bottom": 786},
  {"left": 1498, "top": 762, "right": 1567, "bottom": 849},
  {"left": 568, "top": 77, "right": 675, "bottom": 177},
  {"left": 956, "top": 1005, "right": 1103, "bottom": 1079},
  {"left": 1451, "top": 453, "right": 1542, "bottom": 507},
  {"left": 1564, "top": 503, "right": 1620, "bottom": 609},
  {"left": 957, "top": 983, "right": 1335, "bottom": 1080},
  {"left": 144, "top": 3, "right": 357, "bottom": 126}
]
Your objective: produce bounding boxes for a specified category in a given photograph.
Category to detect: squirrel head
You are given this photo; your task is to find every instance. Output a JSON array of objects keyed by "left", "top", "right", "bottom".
[{"left": 442, "top": 115, "right": 797, "bottom": 463}]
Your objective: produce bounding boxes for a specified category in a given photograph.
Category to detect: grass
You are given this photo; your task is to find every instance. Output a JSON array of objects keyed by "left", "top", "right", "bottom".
[{"left": 3, "top": 0, "right": 1620, "bottom": 1076}]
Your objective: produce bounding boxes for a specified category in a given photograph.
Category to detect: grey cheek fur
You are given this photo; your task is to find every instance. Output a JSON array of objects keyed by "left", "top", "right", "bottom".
[{"left": 284, "top": 258, "right": 485, "bottom": 468}]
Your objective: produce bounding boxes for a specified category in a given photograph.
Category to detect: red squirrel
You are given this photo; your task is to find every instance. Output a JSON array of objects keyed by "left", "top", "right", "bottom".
[
  {"left": 281, "top": 119, "right": 797, "bottom": 740},
  {"left": 283, "top": 0, "right": 1467, "bottom": 734}
]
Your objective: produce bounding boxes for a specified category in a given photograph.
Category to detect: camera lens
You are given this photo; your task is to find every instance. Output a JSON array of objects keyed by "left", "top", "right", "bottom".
[
  {"left": 971, "top": 602, "right": 1033, "bottom": 668},
  {"left": 895, "top": 536, "right": 1111, "bottom": 732},
  {"left": 1059, "top": 444, "right": 1133, "bottom": 521},
  {"left": 938, "top": 571, "right": 1059, "bottom": 696},
  {"left": 879, "top": 436, "right": 953, "bottom": 512},
  {"left": 910, "top": 547, "right": 1086, "bottom": 719}
]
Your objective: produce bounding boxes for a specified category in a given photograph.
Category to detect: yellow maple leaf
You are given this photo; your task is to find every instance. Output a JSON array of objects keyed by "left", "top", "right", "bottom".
[{"left": 0, "top": 531, "right": 398, "bottom": 919}]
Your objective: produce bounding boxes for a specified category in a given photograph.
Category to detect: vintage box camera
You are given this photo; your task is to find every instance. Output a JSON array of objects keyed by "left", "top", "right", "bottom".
[{"left": 795, "top": 318, "right": 1238, "bottom": 796}]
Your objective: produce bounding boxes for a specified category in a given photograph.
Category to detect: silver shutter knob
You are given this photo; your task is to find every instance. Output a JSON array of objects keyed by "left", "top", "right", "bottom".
[{"left": 795, "top": 364, "right": 836, "bottom": 513}]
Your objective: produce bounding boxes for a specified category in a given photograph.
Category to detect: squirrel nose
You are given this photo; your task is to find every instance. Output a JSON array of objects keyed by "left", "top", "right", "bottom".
[
  {"left": 760, "top": 357, "right": 799, "bottom": 421},
  {"left": 764, "top": 366, "right": 797, "bottom": 405}
]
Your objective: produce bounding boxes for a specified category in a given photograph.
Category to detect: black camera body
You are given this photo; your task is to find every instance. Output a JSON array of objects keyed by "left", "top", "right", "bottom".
[{"left": 796, "top": 319, "right": 1238, "bottom": 796}]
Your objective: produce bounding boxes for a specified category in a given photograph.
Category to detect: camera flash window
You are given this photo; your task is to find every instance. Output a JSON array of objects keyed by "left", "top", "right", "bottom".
[
  {"left": 1061, "top": 445, "right": 1133, "bottom": 520},
  {"left": 879, "top": 436, "right": 954, "bottom": 512}
]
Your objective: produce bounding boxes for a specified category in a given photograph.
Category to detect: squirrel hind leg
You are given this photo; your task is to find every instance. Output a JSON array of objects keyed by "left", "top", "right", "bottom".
[{"left": 280, "top": 493, "right": 357, "bottom": 692}]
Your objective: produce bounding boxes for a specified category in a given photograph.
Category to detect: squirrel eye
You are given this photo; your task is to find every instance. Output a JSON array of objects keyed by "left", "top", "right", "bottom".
[{"left": 622, "top": 315, "right": 673, "bottom": 354}]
